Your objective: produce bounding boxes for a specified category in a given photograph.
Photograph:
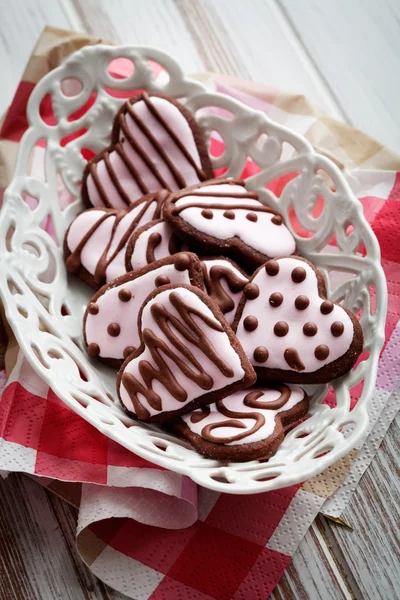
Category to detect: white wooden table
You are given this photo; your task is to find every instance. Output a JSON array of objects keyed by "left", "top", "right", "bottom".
[{"left": 0, "top": 1, "right": 399, "bottom": 599}]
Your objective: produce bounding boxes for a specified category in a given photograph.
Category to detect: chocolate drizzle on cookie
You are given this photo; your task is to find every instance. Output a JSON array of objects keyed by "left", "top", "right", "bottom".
[
  {"left": 284, "top": 348, "right": 305, "bottom": 371},
  {"left": 190, "top": 406, "right": 211, "bottom": 424},
  {"left": 201, "top": 261, "right": 248, "bottom": 315},
  {"left": 127, "top": 220, "right": 186, "bottom": 270},
  {"left": 198, "top": 384, "right": 292, "bottom": 444},
  {"left": 121, "top": 291, "right": 236, "bottom": 417},
  {"left": 146, "top": 232, "right": 162, "bottom": 263},
  {"left": 65, "top": 192, "right": 166, "bottom": 286},
  {"left": 169, "top": 179, "right": 280, "bottom": 223},
  {"left": 83, "top": 92, "right": 213, "bottom": 209}
]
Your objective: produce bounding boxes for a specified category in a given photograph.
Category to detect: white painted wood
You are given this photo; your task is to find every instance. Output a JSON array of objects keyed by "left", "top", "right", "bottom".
[
  {"left": 191, "top": 0, "right": 346, "bottom": 119},
  {"left": 323, "top": 412, "right": 400, "bottom": 600},
  {"left": 71, "top": 0, "right": 205, "bottom": 74},
  {"left": 280, "top": 0, "right": 400, "bottom": 152},
  {"left": 0, "top": 0, "right": 72, "bottom": 116}
]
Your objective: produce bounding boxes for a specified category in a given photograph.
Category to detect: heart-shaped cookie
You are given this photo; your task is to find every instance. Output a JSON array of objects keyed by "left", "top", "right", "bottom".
[
  {"left": 117, "top": 284, "right": 256, "bottom": 423},
  {"left": 64, "top": 191, "right": 166, "bottom": 288},
  {"left": 171, "top": 383, "right": 309, "bottom": 461},
  {"left": 163, "top": 178, "right": 297, "bottom": 269},
  {"left": 82, "top": 91, "right": 214, "bottom": 209},
  {"left": 201, "top": 257, "right": 249, "bottom": 325},
  {"left": 84, "top": 252, "right": 204, "bottom": 367},
  {"left": 233, "top": 257, "right": 363, "bottom": 383},
  {"left": 125, "top": 219, "right": 188, "bottom": 272}
]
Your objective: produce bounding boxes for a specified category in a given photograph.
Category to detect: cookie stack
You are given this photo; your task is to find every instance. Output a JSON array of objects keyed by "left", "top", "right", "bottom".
[{"left": 64, "top": 92, "right": 363, "bottom": 462}]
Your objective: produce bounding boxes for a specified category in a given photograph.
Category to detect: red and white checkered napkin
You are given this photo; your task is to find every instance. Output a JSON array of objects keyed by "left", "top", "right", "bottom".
[
  {"left": 1, "top": 34, "right": 400, "bottom": 597},
  {"left": 0, "top": 353, "right": 319, "bottom": 599}
]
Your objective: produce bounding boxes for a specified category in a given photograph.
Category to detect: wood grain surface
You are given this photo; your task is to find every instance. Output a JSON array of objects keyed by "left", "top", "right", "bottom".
[{"left": 0, "top": 1, "right": 399, "bottom": 599}]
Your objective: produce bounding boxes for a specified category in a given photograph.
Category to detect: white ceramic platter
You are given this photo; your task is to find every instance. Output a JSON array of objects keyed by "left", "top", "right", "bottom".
[{"left": 0, "top": 45, "right": 387, "bottom": 494}]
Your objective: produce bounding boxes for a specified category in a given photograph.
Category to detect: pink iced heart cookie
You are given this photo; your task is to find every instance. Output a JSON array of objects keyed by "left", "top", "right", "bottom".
[
  {"left": 201, "top": 257, "right": 249, "bottom": 325},
  {"left": 64, "top": 191, "right": 166, "bottom": 288},
  {"left": 233, "top": 257, "right": 363, "bottom": 383},
  {"left": 171, "top": 384, "right": 309, "bottom": 462},
  {"left": 84, "top": 252, "right": 204, "bottom": 368},
  {"left": 163, "top": 178, "right": 297, "bottom": 269},
  {"left": 82, "top": 91, "right": 214, "bottom": 209},
  {"left": 125, "top": 219, "right": 188, "bottom": 272},
  {"left": 117, "top": 284, "right": 256, "bottom": 423}
]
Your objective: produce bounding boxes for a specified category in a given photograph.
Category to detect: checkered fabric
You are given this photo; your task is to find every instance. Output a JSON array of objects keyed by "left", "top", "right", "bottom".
[{"left": 0, "top": 27, "right": 399, "bottom": 599}]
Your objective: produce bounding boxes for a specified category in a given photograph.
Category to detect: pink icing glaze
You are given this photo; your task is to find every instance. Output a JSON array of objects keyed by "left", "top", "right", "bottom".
[
  {"left": 67, "top": 210, "right": 116, "bottom": 276},
  {"left": 182, "top": 384, "right": 306, "bottom": 445},
  {"left": 86, "top": 96, "right": 203, "bottom": 208},
  {"left": 119, "top": 287, "right": 245, "bottom": 417},
  {"left": 174, "top": 183, "right": 296, "bottom": 258},
  {"left": 86, "top": 156, "right": 144, "bottom": 209},
  {"left": 67, "top": 210, "right": 106, "bottom": 252},
  {"left": 85, "top": 262, "right": 194, "bottom": 360},
  {"left": 105, "top": 200, "right": 160, "bottom": 281},
  {"left": 236, "top": 257, "right": 355, "bottom": 372},
  {"left": 66, "top": 196, "right": 163, "bottom": 282}
]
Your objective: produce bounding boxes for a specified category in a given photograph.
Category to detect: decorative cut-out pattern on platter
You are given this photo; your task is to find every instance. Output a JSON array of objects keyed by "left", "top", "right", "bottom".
[{"left": 0, "top": 45, "right": 387, "bottom": 493}]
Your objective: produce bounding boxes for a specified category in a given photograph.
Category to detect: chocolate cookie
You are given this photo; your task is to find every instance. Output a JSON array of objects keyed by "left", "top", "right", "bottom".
[
  {"left": 170, "top": 383, "right": 309, "bottom": 462},
  {"left": 82, "top": 91, "right": 214, "bottom": 209},
  {"left": 233, "top": 256, "right": 363, "bottom": 384},
  {"left": 163, "top": 178, "right": 296, "bottom": 269},
  {"left": 64, "top": 191, "right": 167, "bottom": 288},
  {"left": 84, "top": 252, "right": 204, "bottom": 368},
  {"left": 125, "top": 218, "right": 188, "bottom": 272},
  {"left": 117, "top": 283, "right": 256, "bottom": 423},
  {"left": 201, "top": 256, "right": 249, "bottom": 325}
]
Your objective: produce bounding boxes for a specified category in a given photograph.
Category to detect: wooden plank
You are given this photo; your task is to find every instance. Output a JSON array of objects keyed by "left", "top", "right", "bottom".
[
  {"left": 0, "top": 0, "right": 72, "bottom": 115},
  {"left": 274, "top": 412, "right": 400, "bottom": 600},
  {"left": 272, "top": 520, "right": 353, "bottom": 600},
  {"left": 279, "top": 0, "right": 400, "bottom": 152},
  {"left": 318, "top": 412, "right": 400, "bottom": 600},
  {"left": 71, "top": 0, "right": 205, "bottom": 73},
  {"left": 0, "top": 474, "right": 111, "bottom": 600},
  {"left": 175, "top": 0, "right": 346, "bottom": 119}
]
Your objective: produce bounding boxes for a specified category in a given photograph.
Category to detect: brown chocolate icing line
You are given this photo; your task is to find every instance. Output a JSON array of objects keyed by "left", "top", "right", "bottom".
[
  {"left": 121, "top": 374, "right": 151, "bottom": 420},
  {"left": 97, "top": 195, "right": 164, "bottom": 284},
  {"left": 109, "top": 192, "right": 167, "bottom": 264},
  {"left": 141, "top": 92, "right": 206, "bottom": 180},
  {"left": 201, "top": 398, "right": 265, "bottom": 443},
  {"left": 171, "top": 201, "right": 278, "bottom": 216},
  {"left": 67, "top": 194, "right": 165, "bottom": 286},
  {"left": 103, "top": 151, "right": 131, "bottom": 206},
  {"left": 119, "top": 113, "right": 171, "bottom": 190},
  {"left": 140, "top": 224, "right": 184, "bottom": 266},
  {"left": 121, "top": 291, "right": 235, "bottom": 415},
  {"left": 202, "top": 263, "right": 248, "bottom": 314},
  {"left": 87, "top": 92, "right": 212, "bottom": 210},
  {"left": 190, "top": 405, "right": 211, "bottom": 424},
  {"left": 284, "top": 348, "right": 305, "bottom": 371},
  {"left": 243, "top": 384, "right": 290, "bottom": 410},
  {"left": 197, "top": 384, "right": 292, "bottom": 444},
  {"left": 146, "top": 232, "right": 162, "bottom": 263},
  {"left": 66, "top": 211, "right": 113, "bottom": 274},
  {"left": 177, "top": 191, "right": 259, "bottom": 199},
  {"left": 89, "top": 162, "right": 113, "bottom": 207},
  {"left": 125, "top": 101, "right": 187, "bottom": 189},
  {"left": 115, "top": 144, "right": 150, "bottom": 195}
]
